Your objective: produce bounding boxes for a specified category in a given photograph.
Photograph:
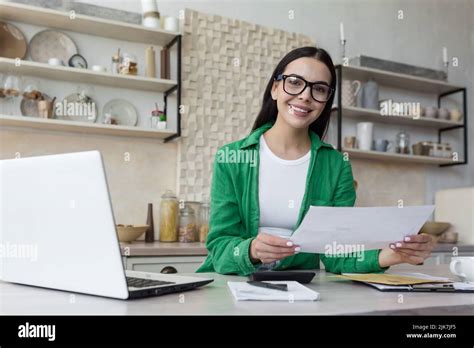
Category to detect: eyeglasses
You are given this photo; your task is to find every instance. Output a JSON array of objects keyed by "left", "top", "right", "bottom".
[{"left": 275, "top": 74, "right": 334, "bottom": 103}]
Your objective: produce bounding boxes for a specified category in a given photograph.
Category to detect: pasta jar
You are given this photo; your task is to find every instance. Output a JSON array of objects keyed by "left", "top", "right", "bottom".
[
  {"left": 178, "top": 204, "right": 197, "bottom": 242},
  {"left": 159, "top": 190, "right": 179, "bottom": 242},
  {"left": 199, "top": 202, "right": 210, "bottom": 243}
]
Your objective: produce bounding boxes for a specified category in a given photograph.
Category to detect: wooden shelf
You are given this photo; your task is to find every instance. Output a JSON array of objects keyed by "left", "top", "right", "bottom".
[
  {"left": 0, "top": 2, "right": 179, "bottom": 46},
  {"left": 332, "top": 106, "right": 464, "bottom": 129},
  {"left": 342, "top": 148, "right": 459, "bottom": 165},
  {"left": 0, "top": 58, "right": 177, "bottom": 93},
  {"left": 0, "top": 114, "right": 174, "bottom": 140},
  {"left": 339, "top": 65, "right": 462, "bottom": 94}
]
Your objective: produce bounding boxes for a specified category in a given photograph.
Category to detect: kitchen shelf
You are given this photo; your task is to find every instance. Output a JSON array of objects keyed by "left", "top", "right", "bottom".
[
  {"left": 0, "top": 57, "right": 177, "bottom": 93},
  {"left": 0, "top": 1, "right": 179, "bottom": 46},
  {"left": 339, "top": 65, "right": 463, "bottom": 94},
  {"left": 0, "top": 2, "right": 182, "bottom": 142},
  {"left": 0, "top": 114, "right": 175, "bottom": 139},
  {"left": 331, "top": 106, "right": 464, "bottom": 129},
  {"left": 342, "top": 148, "right": 457, "bottom": 165},
  {"left": 335, "top": 64, "right": 468, "bottom": 167}
]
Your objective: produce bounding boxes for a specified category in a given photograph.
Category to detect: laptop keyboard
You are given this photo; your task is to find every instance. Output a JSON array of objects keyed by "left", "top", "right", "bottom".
[{"left": 126, "top": 277, "right": 175, "bottom": 288}]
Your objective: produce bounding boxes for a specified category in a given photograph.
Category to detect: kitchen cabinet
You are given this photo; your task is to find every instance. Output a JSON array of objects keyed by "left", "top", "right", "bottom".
[{"left": 123, "top": 256, "right": 206, "bottom": 274}]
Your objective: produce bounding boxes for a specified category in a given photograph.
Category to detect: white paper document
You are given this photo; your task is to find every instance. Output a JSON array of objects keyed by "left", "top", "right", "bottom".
[
  {"left": 289, "top": 205, "right": 435, "bottom": 253},
  {"left": 227, "top": 281, "right": 320, "bottom": 301}
]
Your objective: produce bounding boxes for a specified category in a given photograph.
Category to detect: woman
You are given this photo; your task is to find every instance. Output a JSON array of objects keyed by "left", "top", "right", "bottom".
[{"left": 196, "top": 46, "right": 435, "bottom": 276}]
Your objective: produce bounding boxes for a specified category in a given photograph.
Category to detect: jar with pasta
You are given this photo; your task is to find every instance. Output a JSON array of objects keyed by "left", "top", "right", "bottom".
[
  {"left": 199, "top": 202, "right": 210, "bottom": 243},
  {"left": 159, "top": 190, "right": 179, "bottom": 242},
  {"left": 178, "top": 204, "right": 197, "bottom": 242}
]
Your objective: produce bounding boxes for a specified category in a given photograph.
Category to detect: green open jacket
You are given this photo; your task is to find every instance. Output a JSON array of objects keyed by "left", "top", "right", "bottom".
[{"left": 196, "top": 121, "right": 388, "bottom": 276}]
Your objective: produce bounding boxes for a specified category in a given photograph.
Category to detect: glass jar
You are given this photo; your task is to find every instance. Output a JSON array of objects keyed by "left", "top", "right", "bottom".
[
  {"left": 395, "top": 130, "right": 410, "bottom": 154},
  {"left": 159, "top": 190, "right": 179, "bottom": 242},
  {"left": 178, "top": 204, "right": 197, "bottom": 242},
  {"left": 119, "top": 52, "right": 138, "bottom": 75},
  {"left": 199, "top": 202, "right": 210, "bottom": 243}
]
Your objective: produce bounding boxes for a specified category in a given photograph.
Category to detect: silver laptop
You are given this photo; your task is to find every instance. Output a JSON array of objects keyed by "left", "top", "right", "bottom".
[{"left": 0, "top": 151, "right": 213, "bottom": 299}]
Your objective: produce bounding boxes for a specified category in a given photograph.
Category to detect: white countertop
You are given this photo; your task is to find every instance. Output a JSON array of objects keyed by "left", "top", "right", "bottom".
[{"left": 0, "top": 264, "right": 473, "bottom": 315}]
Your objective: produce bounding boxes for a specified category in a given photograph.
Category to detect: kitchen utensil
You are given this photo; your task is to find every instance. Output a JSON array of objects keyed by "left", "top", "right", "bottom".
[
  {"left": 395, "top": 130, "right": 410, "bottom": 154},
  {"left": 449, "top": 257, "right": 474, "bottom": 282},
  {"left": 37, "top": 99, "right": 54, "bottom": 118},
  {"left": 360, "top": 79, "right": 379, "bottom": 110},
  {"left": 344, "top": 136, "right": 356, "bottom": 149},
  {"left": 20, "top": 92, "right": 52, "bottom": 117},
  {"left": 91, "top": 65, "right": 107, "bottom": 73},
  {"left": 372, "top": 139, "right": 392, "bottom": 152},
  {"left": 164, "top": 16, "right": 179, "bottom": 32},
  {"left": 56, "top": 93, "right": 98, "bottom": 123},
  {"left": 0, "top": 21, "right": 27, "bottom": 59},
  {"left": 68, "top": 53, "right": 88, "bottom": 69},
  {"left": 356, "top": 122, "right": 373, "bottom": 151},
  {"left": 420, "top": 222, "right": 451, "bottom": 236},
  {"left": 29, "top": 29, "right": 78, "bottom": 64},
  {"left": 116, "top": 224, "right": 149, "bottom": 243},
  {"left": 47, "top": 57, "right": 64, "bottom": 66},
  {"left": 341, "top": 80, "right": 361, "bottom": 107},
  {"left": 438, "top": 108, "right": 450, "bottom": 120},
  {"left": 424, "top": 106, "right": 438, "bottom": 119},
  {"left": 101, "top": 99, "right": 138, "bottom": 126},
  {"left": 450, "top": 109, "right": 462, "bottom": 122}
]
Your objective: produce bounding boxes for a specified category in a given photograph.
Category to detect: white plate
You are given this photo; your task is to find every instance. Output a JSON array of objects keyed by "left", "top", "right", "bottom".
[
  {"left": 101, "top": 99, "right": 138, "bottom": 126},
  {"left": 55, "top": 93, "right": 98, "bottom": 123},
  {"left": 28, "top": 30, "right": 78, "bottom": 64}
]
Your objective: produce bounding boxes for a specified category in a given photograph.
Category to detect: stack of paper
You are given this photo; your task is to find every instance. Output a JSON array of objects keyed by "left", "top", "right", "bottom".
[{"left": 227, "top": 281, "right": 320, "bottom": 301}]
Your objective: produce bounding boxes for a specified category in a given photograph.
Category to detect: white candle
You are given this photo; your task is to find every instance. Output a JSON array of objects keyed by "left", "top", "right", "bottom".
[
  {"left": 141, "top": 0, "right": 157, "bottom": 13},
  {"left": 340, "top": 22, "right": 345, "bottom": 42},
  {"left": 442, "top": 47, "right": 448, "bottom": 63}
]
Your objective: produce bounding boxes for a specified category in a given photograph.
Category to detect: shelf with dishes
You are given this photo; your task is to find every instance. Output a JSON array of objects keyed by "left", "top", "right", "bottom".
[
  {"left": 0, "top": 114, "right": 174, "bottom": 140},
  {"left": 335, "top": 63, "right": 467, "bottom": 167},
  {"left": 0, "top": 1, "right": 179, "bottom": 46},
  {"left": 0, "top": 2, "right": 182, "bottom": 142},
  {"left": 0, "top": 57, "right": 177, "bottom": 93},
  {"left": 342, "top": 148, "right": 457, "bottom": 165},
  {"left": 331, "top": 106, "right": 463, "bottom": 129}
]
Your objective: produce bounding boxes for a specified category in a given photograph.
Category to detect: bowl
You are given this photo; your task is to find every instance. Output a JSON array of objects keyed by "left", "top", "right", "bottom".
[
  {"left": 116, "top": 224, "right": 149, "bottom": 242},
  {"left": 420, "top": 221, "right": 451, "bottom": 236}
]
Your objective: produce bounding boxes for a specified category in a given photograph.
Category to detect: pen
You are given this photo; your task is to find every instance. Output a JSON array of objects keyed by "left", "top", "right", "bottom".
[{"left": 247, "top": 281, "right": 288, "bottom": 292}]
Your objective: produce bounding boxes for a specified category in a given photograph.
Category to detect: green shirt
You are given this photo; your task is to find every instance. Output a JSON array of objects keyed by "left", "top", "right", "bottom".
[{"left": 196, "top": 121, "right": 388, "bottom": 276}]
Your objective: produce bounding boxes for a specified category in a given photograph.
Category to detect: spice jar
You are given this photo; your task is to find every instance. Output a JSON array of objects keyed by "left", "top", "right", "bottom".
[
  {"left": 159, "top": 190, "right": 179, "bottom": 242},
  {"left": 178, "top": 204, "right": 196, "bottom": 242},
  {"left": 199, "top": 202, "right": 210, "bottom": 243}
]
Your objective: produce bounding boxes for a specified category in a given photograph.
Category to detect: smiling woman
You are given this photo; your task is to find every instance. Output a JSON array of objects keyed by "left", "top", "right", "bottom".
[{"left": 196, "top": 46, "right": 436, "bottom": 276}]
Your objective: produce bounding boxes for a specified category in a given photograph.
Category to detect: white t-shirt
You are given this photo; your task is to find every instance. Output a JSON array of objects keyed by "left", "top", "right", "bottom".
[{"left": 258, "top": 134, "right": 310, "bottom": 232}]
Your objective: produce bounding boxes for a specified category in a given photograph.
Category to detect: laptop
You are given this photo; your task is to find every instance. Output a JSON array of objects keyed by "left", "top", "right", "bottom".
[{"left": 0, "top": 151, "right": 213, "bottom": 300}]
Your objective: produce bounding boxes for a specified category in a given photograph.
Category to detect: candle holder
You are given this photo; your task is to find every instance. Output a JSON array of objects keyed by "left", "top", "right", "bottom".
[{"left": 340, "top": 39, "right": 347, "bottom": 64}]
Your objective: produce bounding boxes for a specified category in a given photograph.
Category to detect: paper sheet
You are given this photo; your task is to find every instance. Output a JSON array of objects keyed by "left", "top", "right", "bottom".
[
  {"left": 337, "top": 273, "right": 452, "bottom": 285},
  {"left": 289, "top": 205, "right": 435, "bottom": 253},
  {"left": 227, "top": 281, "right": 320, "bottom": 301}
]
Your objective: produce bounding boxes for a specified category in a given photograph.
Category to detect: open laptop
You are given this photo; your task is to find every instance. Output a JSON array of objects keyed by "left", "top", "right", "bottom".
[{"left": 0, "top": 151, "right": 213, "bottom": 299}]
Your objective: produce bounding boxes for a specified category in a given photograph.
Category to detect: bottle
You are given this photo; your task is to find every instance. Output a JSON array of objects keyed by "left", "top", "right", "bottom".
[
  {"left": 145, "top": 203, "right": 154, "bottom": 243},
  {"left": 111, "top": 48, "right": 121, "bottom": 74},
  {"left": 199, "top": 202, "right": 210, "bottom": 243},
  {"left": 145, "top": 46, "right": 156, "bottom": 78},
  {"left": 178, "top": 204, "right": 196, "bottom": 243},
  {"left": 159, "top": 190, "right": 179, "bottom": 242}
]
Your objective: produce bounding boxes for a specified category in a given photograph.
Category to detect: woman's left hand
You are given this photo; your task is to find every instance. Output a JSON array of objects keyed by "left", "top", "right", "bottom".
[{"left": 379, "top": 234, "right": 437, "bottom": 268}]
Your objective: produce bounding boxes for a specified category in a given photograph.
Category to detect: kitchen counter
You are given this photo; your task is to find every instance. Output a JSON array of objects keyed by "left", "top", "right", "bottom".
[
  {"left": 0, "top": 264, "right": 472, "bottom": 315},
  {"left": 120, "top": 241, "right": 207, "bottom": 256},
  {"left": 118, "top": 241, "right": 473, "bottom": 257}
]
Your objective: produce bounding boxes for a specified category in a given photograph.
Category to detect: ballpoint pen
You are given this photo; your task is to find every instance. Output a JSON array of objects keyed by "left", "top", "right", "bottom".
[{"left": 247, "top": 281, "right": 288, "bottom": 292}]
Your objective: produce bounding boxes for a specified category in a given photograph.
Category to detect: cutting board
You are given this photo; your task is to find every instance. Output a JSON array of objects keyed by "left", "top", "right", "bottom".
[{"left": 435, "top": 187, "right": 474, "bottom": 244}]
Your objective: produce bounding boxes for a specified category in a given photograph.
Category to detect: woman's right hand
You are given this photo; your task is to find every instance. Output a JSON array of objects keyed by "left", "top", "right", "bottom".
[{"left": 250, "top": 233, "right": 300, "bottom": 264}]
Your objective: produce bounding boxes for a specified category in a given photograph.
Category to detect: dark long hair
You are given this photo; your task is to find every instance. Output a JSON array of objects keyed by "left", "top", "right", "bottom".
[{"left": 251, "top": 46, "right": 336, "bottom": 140}]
